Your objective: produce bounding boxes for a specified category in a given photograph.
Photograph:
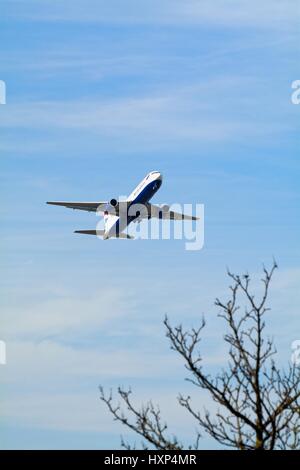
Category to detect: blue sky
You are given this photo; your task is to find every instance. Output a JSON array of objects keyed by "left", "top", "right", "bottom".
[{"left": 0, "top": 0, "right": 299, "bottom": 449}]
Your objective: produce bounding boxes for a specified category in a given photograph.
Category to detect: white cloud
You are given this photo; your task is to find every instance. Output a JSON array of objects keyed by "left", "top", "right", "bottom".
[
  {"left": 174, "top": 0, "right": 299, "bottom": 30},
  {"left": 1, "top": 286, "right": 134, "bottom": 340},
  {"left": 0, "top": 77, "right": 294, "bottom": 149},
  {"left": 1, "top": 339, "right": 178, "bottom": 383},
  {"left": 1, "top": 264, "right": 299, "bottom": 444},
  {"left": 5, "top": 0, "right": 299, "bottom": 31},
  {"left": 1, "top": 383, "right": 209, "bottom": 438}
]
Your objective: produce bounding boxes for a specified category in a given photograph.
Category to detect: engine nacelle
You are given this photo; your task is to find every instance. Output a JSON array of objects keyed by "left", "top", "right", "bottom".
[
  {"left": 157, "top": 204, "right": 170, "bottom": 219},
  {"left": 132, "top": 210, "right": 142, "bottom": 223},
  {"left": 110, "top": 198, "right": 118, "bottom": 207}
]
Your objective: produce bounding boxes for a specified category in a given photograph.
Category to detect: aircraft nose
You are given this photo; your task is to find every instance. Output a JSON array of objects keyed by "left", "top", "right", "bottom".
[{"left": 157, "top": 172, "right": 163, "bottom": 181}]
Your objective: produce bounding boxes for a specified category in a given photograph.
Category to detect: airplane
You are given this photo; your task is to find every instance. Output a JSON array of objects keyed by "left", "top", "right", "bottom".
[{"left": 47, "top": 171, "right": 198, "bottom": 240}]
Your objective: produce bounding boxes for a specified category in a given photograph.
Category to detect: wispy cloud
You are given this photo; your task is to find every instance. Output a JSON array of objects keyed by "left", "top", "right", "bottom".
[
  {"left": 4, "top": 0, "right": 299, "bottom": 31},
  {"left": 1, "top": 0, "right": 299, "bottom": 449},
  {"left": 1, "top": 267, "right": 299, "bottom": 441},
  {"left": 0, "top": 77, "right": 295, "bottom": 151}
]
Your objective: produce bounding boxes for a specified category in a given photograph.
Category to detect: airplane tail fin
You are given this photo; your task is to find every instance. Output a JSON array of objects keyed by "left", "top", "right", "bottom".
[{"left": 103, "top": 211, "right": 109, "bottom": 232}]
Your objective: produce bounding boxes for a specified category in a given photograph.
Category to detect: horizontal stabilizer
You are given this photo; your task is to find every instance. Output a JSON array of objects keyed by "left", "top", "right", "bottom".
[
  {"left": 74, "top": 230, "right": 134, "bottom": 239},
  {"left": 74, "top": 230, "right": 105, "bottom": 236}
]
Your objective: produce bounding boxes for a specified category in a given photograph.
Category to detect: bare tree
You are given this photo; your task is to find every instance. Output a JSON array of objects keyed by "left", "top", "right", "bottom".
[{"left": 100, "top": 262, "right": 300, "bottom": 449}]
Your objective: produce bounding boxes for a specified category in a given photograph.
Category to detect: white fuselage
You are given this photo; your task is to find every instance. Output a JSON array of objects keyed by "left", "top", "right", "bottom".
[{"left": 104, "top": 171, "right": 162, "bottom": 239}]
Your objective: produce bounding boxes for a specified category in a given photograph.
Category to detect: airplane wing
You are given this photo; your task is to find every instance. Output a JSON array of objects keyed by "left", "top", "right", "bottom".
[
  {"left": 46, "top": 201, "right": 129, "bottom": 215},
  {"left": 47, "top": 201, "right": 198, "bottom": 220},
  {"left": 46, "top": 201, "right": 107, "bottom": 212},
  {"left": 147, "top": 203, "right": 199, "bottom": 221}
]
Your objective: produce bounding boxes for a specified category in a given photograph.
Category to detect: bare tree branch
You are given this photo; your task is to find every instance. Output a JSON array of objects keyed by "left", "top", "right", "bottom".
[
  {"left": 100, "top": 262, "right": 300, "bottom": 450},
  {"left": 99, "top": 386, "right": 184, "bottom": 450}
]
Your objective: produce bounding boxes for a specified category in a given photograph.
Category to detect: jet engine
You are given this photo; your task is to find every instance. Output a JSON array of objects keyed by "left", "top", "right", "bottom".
[{"left": 110, "top": 198, "right": 118, "bottom": 207}]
